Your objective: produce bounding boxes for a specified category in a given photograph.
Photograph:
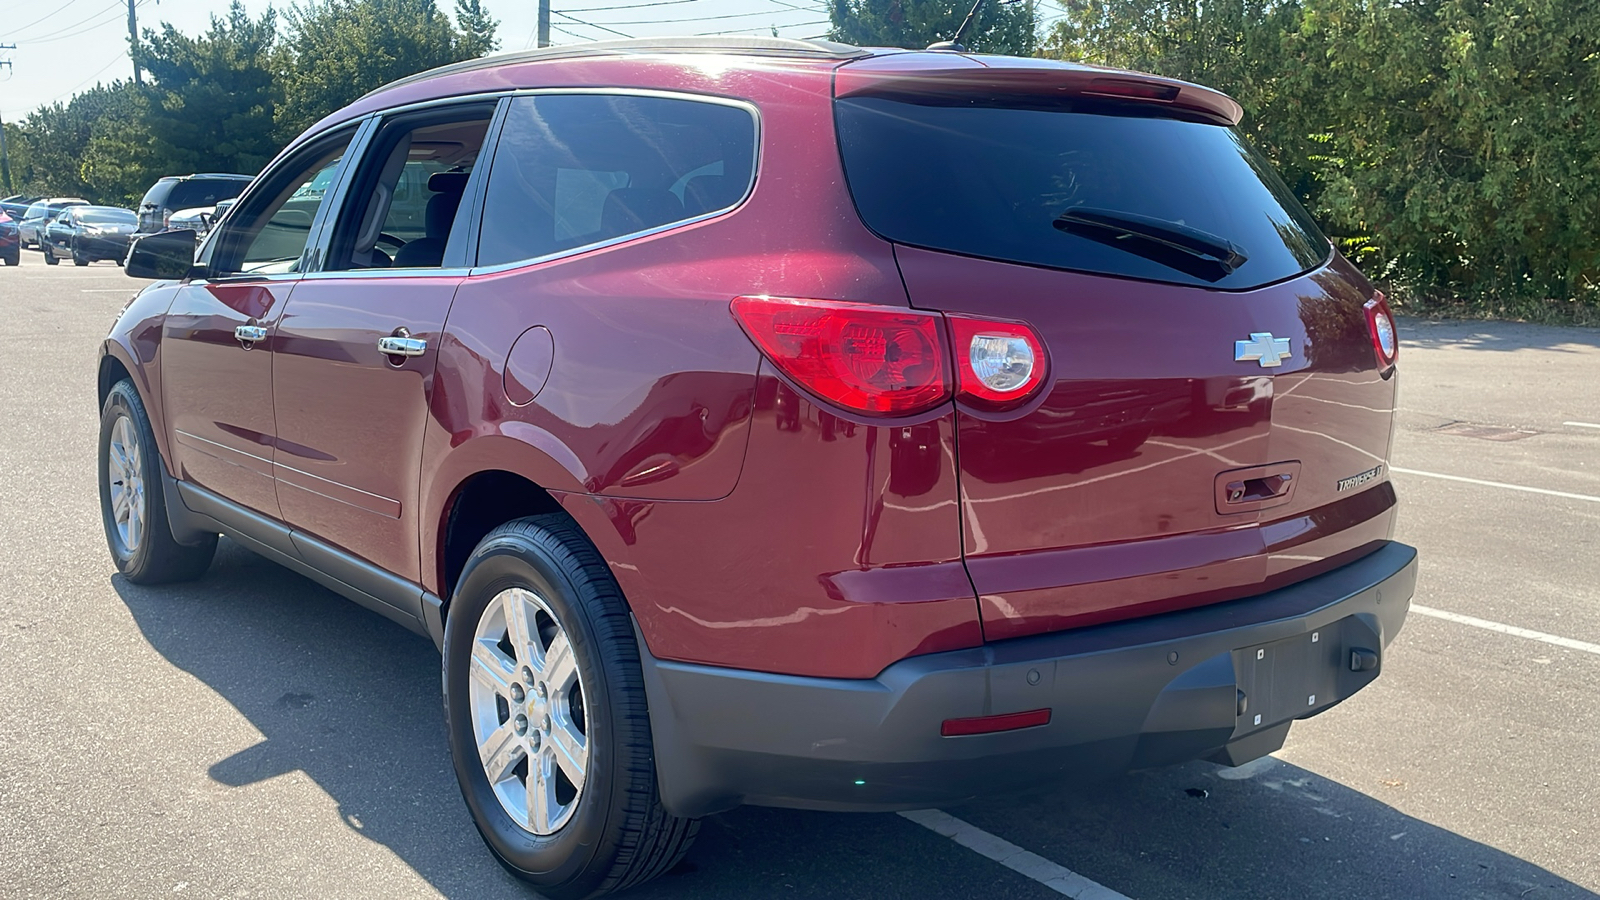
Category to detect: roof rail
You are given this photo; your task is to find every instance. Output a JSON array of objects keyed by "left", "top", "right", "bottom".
[{"left": 361, "top": 36, "right": 870, "bottom": 101}]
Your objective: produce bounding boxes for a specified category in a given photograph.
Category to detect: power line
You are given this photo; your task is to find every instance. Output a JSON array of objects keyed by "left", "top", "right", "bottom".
[
  {"left": 694, "top": 19, "right": 828, "bottom": 36},
  {"left": 578, "top": 6, "right": 826, "bottom": 26},
  {"left": 562, "top": 0, "right": 708, "bottom": 11},
  {"left": 17, "top": 1, "right": 135, "bottom": 46},
  {"left": 550, "top": 10, "right": 634, "bottom": 38},
  {"left": 46, "top": 51, "right": 128, "bottom": 104},
  {"left": 7, "top": 0, "right": 91, "bottom": 40}
]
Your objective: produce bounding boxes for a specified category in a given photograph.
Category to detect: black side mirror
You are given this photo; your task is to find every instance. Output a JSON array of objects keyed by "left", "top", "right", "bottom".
[{"left": 126, "top": 229, "right": 199, "bottom": 280}]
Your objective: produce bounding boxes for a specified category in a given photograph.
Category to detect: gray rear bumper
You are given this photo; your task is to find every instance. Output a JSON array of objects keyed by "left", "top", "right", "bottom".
[{"left": 641, "top": 541, "right": 1417, "bottom": 817}]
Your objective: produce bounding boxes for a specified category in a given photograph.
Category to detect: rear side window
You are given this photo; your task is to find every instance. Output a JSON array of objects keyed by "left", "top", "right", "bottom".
[
  {"left": 138, "top": 181, "right": 174, "bottom": 209},
  {"left": 834, "top": 97, "right": 1329, "bottom": 290},
  {"left": 476, "top": 94, "right": 757, "bottom": 268}
]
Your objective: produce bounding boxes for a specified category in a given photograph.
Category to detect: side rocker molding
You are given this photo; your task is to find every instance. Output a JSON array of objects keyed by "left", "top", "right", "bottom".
[{"left": 169, "top": 475, "right": 432, "bottom": 638}]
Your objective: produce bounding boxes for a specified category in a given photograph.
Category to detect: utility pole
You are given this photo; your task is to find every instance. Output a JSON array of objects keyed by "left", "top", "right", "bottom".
[
  {"left": 538, "top": 0, "right": 551, "bottom": 47},
  {"left": 0, "top": 49, "right": 14, "bottom": 195},
  {"left": 127, "top": 0, "right": 142, "bottom": 85}
]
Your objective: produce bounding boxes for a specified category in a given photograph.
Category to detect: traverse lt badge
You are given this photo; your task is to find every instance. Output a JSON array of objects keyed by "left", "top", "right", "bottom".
[{"left": 1234, "top": 332, "right": 1292, "bottom": 368}]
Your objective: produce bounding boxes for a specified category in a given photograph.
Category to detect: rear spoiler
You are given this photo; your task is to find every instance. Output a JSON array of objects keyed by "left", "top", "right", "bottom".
[{"left": 835, "top": 53, "right": 1243, "bottom": 126}]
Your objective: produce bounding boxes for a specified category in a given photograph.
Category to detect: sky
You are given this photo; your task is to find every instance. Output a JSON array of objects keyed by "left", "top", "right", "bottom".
[{"left": 0, "top": 0, "right": 853, "bottom": 122}]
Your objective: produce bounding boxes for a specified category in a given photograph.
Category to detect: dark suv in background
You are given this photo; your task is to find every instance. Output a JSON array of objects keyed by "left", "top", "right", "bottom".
[
  {"left": 135, "top": 173, "right": 253, "bottom": 235},
  {"left": 100, "top": 37, "right": 1415, "bottom": 899}
]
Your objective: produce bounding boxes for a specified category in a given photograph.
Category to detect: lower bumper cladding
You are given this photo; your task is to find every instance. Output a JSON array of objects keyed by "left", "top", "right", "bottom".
[{"left": 640, "top": 541, "right": 1417, "bottom": 817}]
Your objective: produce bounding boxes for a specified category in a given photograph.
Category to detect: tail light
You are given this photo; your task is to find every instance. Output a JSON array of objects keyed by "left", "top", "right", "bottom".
[
  {"left": 947, "top": 315, "right": 1048, "bottom": 407},
  {"left": 731, "top": 297, "right": 1049, "bottom": 417},
  {"left": 1364, "top": 292, "right": 1399, "bottom": 369},
  {"left": 731, "top": 296, "right": 951, "bottom": 416}
]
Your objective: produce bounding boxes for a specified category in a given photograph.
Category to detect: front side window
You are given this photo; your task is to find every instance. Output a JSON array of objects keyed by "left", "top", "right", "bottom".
[
  {"left": 211, "top": 131, "right": 356, "bottom": 276},
  {"left": 476, "top": 93, "right": 758, "bottom": 268}
]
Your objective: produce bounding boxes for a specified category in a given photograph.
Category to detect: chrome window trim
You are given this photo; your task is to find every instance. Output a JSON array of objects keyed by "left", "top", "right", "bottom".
[
  {"left": 299, "top": 266, "right": 473, "bottom": 282},
  {"left": 457, "top": 87, "right": 761, "bottom": 274}
]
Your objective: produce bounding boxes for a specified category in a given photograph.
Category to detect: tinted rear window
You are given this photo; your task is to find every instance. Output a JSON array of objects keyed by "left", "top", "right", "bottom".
[
  {"left": 77, "top": 208, "right": 136, "bottom": 224},
  {"left": 835, "top": 97, "right": 1329, "bottom": 290},
  {"left": 165, "top": 179, "right": 248, "bottom": 211},
  {"left": 477, "top": 94, "right": 757, "bottom": 267}
]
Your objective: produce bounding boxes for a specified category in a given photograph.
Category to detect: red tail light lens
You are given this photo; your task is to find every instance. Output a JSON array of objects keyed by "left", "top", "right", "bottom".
[
  {"left": 947, "top": 315, "right": 1048, "bottom": 408},
  {"left": 1365, "top": 292, "right": 1399, "bottom": 369},
  {"left": 731, "top": 296, "right": 951, "bottom": 416}
]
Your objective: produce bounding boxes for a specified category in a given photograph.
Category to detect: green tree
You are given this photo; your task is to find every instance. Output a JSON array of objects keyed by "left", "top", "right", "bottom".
[
  {"left": 95, "top": 1, "right": 283, "bottom": 204},
  {"left": 830, "top": 0, "right": 1038, "bottom": 56},
  {"left": 276, "top": 0, "right": 478, "bottom": 141},
  {"left": 454, "top": 0, "right": 501, "bottom": 58},
  {"left": 14, "top": 83, "right": 143, "bottom": 202}
]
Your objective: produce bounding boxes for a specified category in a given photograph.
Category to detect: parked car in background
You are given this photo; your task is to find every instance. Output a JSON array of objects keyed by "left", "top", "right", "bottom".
[
  {"left": 99, "top": 37, "right": 1414, "bottom": 899},
  {"left": 42, "top": 205, "right": 138, "bottom": 266},
  {"left": 0, "top": 211, "right": 19, "bottom": 266},
  {"left": 19, "top": 198, "right": 89, "bottom": 248},
  {"left": 166, "top": 206, "right": 218, "bottom": 239},
  {"left": 135, "top": 174, "right": 252, "bottom": 235},
  {"left": 1, "top": 194, "right": 42, "bottom": 222}
]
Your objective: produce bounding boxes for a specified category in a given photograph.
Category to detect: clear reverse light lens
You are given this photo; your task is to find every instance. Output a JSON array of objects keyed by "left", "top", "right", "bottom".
[
  {"left": 1374, "top": 313, "right": 1396, "bottom": 359},
  {"left": 969, "top": 334, "right": 1036, "bottom": 393}
]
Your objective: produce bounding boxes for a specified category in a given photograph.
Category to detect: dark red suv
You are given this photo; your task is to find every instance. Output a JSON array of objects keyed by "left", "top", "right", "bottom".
[{"left": 98, "top": 37, "right": 1416, "bottom": 898}]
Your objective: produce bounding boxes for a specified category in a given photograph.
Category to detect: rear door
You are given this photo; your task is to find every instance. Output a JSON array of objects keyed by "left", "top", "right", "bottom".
[{"left": 834, "top": 67, "right": 1398, "bottom": 641}]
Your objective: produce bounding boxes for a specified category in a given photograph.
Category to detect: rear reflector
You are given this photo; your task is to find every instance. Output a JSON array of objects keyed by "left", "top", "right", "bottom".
[
  {"left": 731, "top": 296, "right": 951, "bottom": 416},
  {"left": 941, "top": 708, "right": 1052, "bottom": 737}
]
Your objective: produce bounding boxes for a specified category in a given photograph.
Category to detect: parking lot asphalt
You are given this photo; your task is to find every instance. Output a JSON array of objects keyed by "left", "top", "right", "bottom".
[{"left": 1, "top": 255, "right": 1596, "bottom": 899}]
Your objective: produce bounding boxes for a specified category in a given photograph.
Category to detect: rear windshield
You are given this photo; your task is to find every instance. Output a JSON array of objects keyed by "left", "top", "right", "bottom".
[
  {"left": 834, "top": 97, "right": 1329, "bottom": 290},
  {"left": 77, "top": 208, "right": 136, "bottom": 224},
  {"left": 165, "top": 179, "right": 248, "bottom": 211}
]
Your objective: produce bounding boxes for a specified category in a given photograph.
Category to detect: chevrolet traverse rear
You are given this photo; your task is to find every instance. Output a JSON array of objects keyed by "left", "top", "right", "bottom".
[{"left": 99, "top": 38, "right": 1414, "bottom": 899}]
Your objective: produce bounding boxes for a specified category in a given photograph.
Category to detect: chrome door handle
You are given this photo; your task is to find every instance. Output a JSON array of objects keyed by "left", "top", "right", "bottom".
[
  {"left": 235, "top": 324, "right": 268, "bottom": 344},
  {"left": 377, "top": 335, "right": 427, "bottom": 357}
]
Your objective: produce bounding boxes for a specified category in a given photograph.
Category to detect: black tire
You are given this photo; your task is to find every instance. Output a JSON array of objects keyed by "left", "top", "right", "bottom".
[
  {"left": 43, "top": 247, "right": 58, "bottom": 265},
  {"left": 1, "top": 252, "right": 16, "bottom": 266},
  {"left": 443, "top": 515, "right": 698, "bottom": 899},
  {"left": 73, "top": 246, "right": 90, "bottom": 266},
  {"left": 98, "top": 379, "right": 217, "bottom": 583}
]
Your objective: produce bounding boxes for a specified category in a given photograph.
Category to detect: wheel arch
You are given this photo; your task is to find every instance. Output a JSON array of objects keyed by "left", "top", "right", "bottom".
[{"left": 98, "top": 341, "right": 177, "bottom": 477}]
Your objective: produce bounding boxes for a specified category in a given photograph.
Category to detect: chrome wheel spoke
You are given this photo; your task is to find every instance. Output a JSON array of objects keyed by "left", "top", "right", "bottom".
[
  {"left": 503, "top": 590, "right": 538, "bottom": 666},
  {"left": 528, "top": 749, "right": 559, "bottom": 834},
  {"left": 470, "top": 638, "right": 516, "bottom": 696},
  {"left": 478, "top": 720, "right": 526, "bottom": 784},
  {"left": 548, "top": 713, "right": 587, "bottom": 788},
  {"left": 539, "top": 631, "right": 577, "bottom": 692}
]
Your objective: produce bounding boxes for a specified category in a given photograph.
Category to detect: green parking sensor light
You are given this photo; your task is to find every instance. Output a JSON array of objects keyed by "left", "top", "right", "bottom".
[{"left": 854, "top": 779, "right": 866, "bottom": 786}]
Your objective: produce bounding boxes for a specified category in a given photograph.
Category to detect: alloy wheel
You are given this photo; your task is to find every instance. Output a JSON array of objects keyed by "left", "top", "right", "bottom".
[
  {"left": 469, "top": 586, "right": 590, "bottom": 835},
  {"left": 106, "top": 414, "right": 146, "bottom": 554}
]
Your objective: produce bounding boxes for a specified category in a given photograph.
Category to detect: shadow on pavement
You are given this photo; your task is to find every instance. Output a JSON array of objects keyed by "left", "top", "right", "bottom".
[{"left": 115, "top": 539, "right": 1597, "bottom": 900}]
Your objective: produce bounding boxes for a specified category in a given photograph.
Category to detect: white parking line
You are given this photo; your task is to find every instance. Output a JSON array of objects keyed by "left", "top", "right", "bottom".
[
  {"left": 1389, "top": 466, "right": 1600, "bottom": 504},
  {"left": 1412, "top": 605, "right": 1600, "bottom": 657},
  {"left": 1565, "top": 421, "right": 1600, "bottom": 429},
  {"left": 899, "top": 809, "right": 1132, "bottom": 899}
]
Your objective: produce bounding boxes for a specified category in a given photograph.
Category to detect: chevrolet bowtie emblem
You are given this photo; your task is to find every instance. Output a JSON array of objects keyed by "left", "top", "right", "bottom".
[{"left": 1234, "top": 332, "right": 1292, "bottom": 368}]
